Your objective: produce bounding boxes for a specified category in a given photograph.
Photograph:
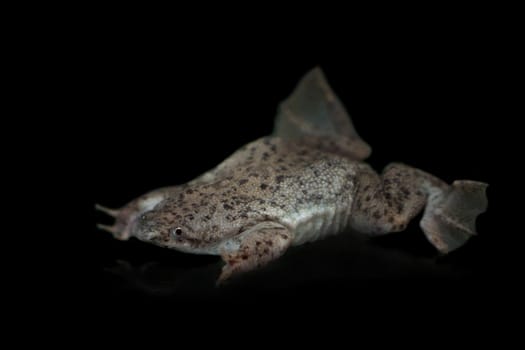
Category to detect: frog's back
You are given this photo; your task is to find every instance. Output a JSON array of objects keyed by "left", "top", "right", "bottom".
[
  {"left": 185, "top": 67, "right": 373, "bottom": 245},
  {"left": 202, "top": 136, "right": 365, "bottom": 245},
  {"left": 257, "top": 143, "right": 363, "bottom": 245}
]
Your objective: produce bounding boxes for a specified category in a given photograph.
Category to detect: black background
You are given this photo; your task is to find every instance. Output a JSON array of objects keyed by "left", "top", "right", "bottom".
[{"left": 43, "top": 11, "right": 520, "bottom": 335}]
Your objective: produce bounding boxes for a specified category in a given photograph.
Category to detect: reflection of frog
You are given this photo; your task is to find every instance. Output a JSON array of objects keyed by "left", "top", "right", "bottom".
[{"left": 97, "top": 67, "right": 488, "bottom": 284}]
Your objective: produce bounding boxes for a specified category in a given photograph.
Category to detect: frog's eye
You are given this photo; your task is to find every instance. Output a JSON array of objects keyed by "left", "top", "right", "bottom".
[{"left": 172, "top": 227, "right": 183, "bottom": 237}]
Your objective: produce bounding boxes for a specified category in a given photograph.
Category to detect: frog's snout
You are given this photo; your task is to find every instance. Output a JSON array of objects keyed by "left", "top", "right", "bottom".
[{"left": 132, "top": 212, "right": 162, "bottom": 242}]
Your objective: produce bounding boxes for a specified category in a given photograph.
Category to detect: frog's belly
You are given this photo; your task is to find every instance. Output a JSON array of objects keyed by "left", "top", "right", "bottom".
[{"left": 285, "top": 201, "right": 353, "bottom": 246}]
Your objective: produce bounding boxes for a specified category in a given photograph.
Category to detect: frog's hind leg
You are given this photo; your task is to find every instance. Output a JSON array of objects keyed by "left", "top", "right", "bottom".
[
  {"left": 351, "top": 163, "right": 488, "bottom": 254},
  {"left": 273, "top": 67, "right": 372, "bottom": 160}
]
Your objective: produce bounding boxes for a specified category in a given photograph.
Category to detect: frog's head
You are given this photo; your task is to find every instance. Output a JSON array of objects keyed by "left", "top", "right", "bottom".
[
  {"left": 132, "top": 198, "right": 241, "bottom": 254},
  {"left": 132, "top": 210, "right": 202, "bottom": 253}
]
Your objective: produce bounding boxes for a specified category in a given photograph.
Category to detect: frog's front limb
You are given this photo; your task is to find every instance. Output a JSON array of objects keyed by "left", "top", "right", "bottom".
[
  {"left": 217, "top": 222, "right": 293, "bottom": 285},
  {"left": 351, "top": 163, "right": 488, "bottom": 253}
]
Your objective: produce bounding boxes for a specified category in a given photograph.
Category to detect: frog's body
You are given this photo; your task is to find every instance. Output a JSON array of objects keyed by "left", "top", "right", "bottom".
[{"left": 96, "top": 68, "right": 488, "bottom": 283}]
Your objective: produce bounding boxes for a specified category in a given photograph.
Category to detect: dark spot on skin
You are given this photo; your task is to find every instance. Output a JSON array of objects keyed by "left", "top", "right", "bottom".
[
  {"left": 239, "top": 179, "right": 249, "bottom": 185},
  {"left": 388, "top": 217, "right": 394, "bottom": 223},
  {"left": 314, "top": 170, "right": 320, "bottom": 176},
  {"left": 365, "top": 195, "right": 371, "bottom": 202},
  {"left": 263, "top": 248, "right": 269, "bottom": 254},
  {"left": 256, "top": 241, "right": 261, "bottom": 246},
  {"left": 242, "top": 255, "right": 248, "bottom": 260},
  {"left": 373, "top": 211, "right": 381, "bottom": 219},
  {"left": 186, "top": 189, "right": 194, "bottom": 194},
  {"left": 364, "top": 185, "right": 371, "bottom": 191},
  {"left": 276, "top": 175, "right": 285, "bottom": 183},
  {"left": 223, "top": 204, "right": 233, "bottom": 210},
  {"left": 270, "top": 145, "right": 277, "bottom": 153},
  {"left": 260, "top": 184, "right": 268, "bottom": 190}
]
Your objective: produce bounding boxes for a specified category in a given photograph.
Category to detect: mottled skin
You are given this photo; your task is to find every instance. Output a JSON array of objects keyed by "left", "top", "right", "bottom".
[{"left": 97, "top": 68, "right": 488, "bottom": 284}]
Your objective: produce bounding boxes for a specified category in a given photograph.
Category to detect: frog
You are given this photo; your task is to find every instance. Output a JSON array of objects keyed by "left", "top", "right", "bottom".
[{"left": 96, "top": 67, "right": 488, "bottom": 284}]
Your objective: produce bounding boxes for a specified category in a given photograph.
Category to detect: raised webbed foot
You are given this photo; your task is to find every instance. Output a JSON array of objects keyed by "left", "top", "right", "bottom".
[{"left": 421, "top": 180, "right": 488, "bottom": 254}]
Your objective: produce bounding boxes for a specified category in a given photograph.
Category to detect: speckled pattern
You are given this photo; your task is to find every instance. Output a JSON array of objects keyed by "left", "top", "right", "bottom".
[{"left": 96, "top": 67, "right": 488, "bottom": 284}]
